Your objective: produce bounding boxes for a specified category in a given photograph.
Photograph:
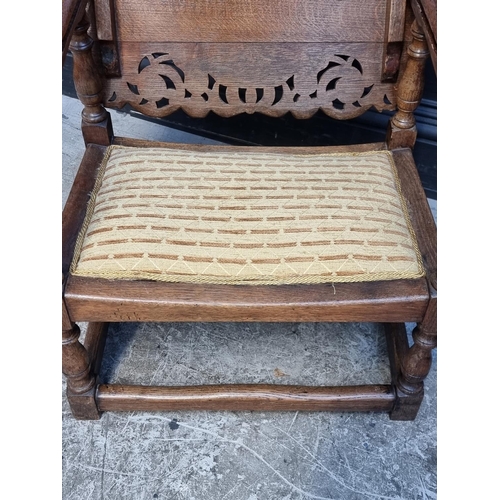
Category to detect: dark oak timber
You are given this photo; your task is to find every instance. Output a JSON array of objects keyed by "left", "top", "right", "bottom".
[
  {"left": 97, "top": 384, "right": 395, "bottom": 412},
  {"left": 112, "top": 0, "right": 388, "bottom": 43},
  {"left": 62, "top": 144, "right": 107, "bottom": 274},
  {"left": 387, "top": 20, "right": 429, "bottom": 149},
  {"left": 63, "top": 0, "right": 86, "bottom": 63},
  {"left": 103, "top": 42, "right": 398, "bottom": 120},
  {"left": 384, "top": 288, "right": 437, "bottom": 421},
  {"left": 69, "top": 12, "right": 113, "bottom": 145},
  {"left": 62, "top": 0, "right": 437, "bottom": 420},
  {"left": 398, "top": 289, "right": 437, "bottom": 396},
  {"left": 385, "top": 323, "right": 409, "bottom": 385},
  {"left": 384, "top": 322, "right": 422, "bottom": 420},
  {"left": 84, "top": 322, "right": 109, "bottom": 376},
  {"left": 411, "top": 0, "right": 437, "bottom": 72},
  {"left": 65, "top": 276, "right": 429, "bottom": 323},
  {"left": 62, "top": 294, "right": 100, "bottom": 419}
]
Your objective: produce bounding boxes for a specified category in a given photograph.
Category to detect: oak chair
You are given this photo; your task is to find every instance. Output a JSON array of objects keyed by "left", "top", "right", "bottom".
[{"left": 62, "top": 0, "right": 437, "bottom": 420}]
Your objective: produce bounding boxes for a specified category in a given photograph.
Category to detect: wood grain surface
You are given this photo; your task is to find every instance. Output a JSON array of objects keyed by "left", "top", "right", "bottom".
[
  {"left": 111, "top": 0, "right": 388, "bottom": 43},
  {"left": 410, "top": 0, "right": 437, "bottom": 72},
  {"left": 97, "top": 384, "right": 395, "bottom": 412},
  {"left": 104, "top": 42, "right": 397, "bottom": 119},
  {"left": 65, "top": 274, "right": 429, "bottom": 323}
]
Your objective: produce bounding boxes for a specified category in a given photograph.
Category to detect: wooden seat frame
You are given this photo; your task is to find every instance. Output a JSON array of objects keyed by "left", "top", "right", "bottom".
[{"left": 62, "top": 0, "right": 436, "bottom": 420}]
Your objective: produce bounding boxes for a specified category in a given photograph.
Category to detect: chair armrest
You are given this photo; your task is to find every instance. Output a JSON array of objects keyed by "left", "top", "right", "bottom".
[{"left": 62, "top": 0, "right": 87, "bottom": 64}]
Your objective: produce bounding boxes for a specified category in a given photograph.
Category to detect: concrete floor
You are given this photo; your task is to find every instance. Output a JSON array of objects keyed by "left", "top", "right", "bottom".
[{"left": 62, "top": 95, "right": 437, "bottom": 500}]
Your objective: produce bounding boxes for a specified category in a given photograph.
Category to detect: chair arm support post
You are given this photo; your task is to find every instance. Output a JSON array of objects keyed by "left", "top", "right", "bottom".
[
  {"left": 63, "top": 0, "right": 87, "bottom": 64},
  {"left": 69, "top": 11, "right": 113, "bottom": 146},
  {"left": 387, "top": 20, "right": 430, "bottom": 149}
]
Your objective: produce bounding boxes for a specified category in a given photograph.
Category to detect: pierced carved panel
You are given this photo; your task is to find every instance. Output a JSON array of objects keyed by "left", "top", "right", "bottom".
[{"left": 104, "top": 43, "right": 396, "bottom": 119}]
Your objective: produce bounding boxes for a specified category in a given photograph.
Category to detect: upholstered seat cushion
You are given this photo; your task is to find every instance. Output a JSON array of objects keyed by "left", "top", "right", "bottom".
[{"left": 70, "top": 145, "right": 424, "bottom": 285}]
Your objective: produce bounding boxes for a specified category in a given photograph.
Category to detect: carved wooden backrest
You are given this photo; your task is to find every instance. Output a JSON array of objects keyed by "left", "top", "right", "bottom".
[{"left": 88, "top": 0, "right": 411, "bottom": 120}]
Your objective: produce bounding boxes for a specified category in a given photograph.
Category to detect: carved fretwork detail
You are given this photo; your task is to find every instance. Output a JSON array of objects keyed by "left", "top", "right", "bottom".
[{"left": 104, "top": 44, "right": 397, "bottom": 119}]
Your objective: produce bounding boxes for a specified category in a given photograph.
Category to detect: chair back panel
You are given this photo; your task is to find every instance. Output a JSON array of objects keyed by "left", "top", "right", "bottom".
[
  {"left": 107, "top": 0, "right": 388, "bottom": 43},
  {"left": 93, "top": 0, "right": 408, "bottom": 119}
]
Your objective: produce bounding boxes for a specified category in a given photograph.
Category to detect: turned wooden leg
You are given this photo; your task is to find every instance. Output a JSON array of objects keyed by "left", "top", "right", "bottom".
[
  {"left": 390, "top": 291, "right": 437, "bottom": 420},
  {"left": 62, "top": 300, "right": 101, "bottom": 419},
  {"left": 69, "top": 10, "right": 113, "bottom": 146},
  {"left": 386, "top": 20, "right": 429, "bottom": 149}
]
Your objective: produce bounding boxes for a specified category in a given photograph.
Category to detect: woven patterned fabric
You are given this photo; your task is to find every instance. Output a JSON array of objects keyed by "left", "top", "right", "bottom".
[{"left": 71, "top": 146, "right": 424, "bottom": 285}]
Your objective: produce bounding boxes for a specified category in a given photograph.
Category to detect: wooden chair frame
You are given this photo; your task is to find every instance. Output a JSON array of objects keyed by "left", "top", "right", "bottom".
[{"left": 62, "top": 0, "right": 436, "bottom": 420}]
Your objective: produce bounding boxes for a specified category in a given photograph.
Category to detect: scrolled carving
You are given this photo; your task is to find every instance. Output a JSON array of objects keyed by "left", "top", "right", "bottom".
[
  {"left": 104, "top": 43, "right": 396, "bottom": 119},
  {"left": 126, "top": 53, "right": 188, "bottom": 113},
  {"left": 314, "top": 55, "right": 376, "bottom": 114}
]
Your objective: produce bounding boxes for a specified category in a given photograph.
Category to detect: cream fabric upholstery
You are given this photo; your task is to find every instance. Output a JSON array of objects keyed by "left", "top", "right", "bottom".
[{"left": 71, "top": 146, "right": 424, "bottom": 285}]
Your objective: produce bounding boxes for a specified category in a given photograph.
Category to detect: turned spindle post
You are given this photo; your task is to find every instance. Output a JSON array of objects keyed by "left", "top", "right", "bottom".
[
  {"left": 69, "top": 10, "right": 113, "bottom": 146},
  {"left": 387, "top": 20, "right": 430, "bottom": 149},
  {"left": 398, "top": 292, "right": 437, "bottom": 393},
  {"left": 62, "top": 296, "right": 100, "bottom": 419},
  {"left": 390, "top": 289, "right": 437, "bottom": 420}
]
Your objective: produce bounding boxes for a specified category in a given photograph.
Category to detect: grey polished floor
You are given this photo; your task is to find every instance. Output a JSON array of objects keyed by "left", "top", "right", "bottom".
[{"left": 62, "top": 95, "right": 437, "bottom": 500}]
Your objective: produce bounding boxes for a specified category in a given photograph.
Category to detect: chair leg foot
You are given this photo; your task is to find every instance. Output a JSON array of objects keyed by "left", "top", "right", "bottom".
[
  {"left": 62, "top": 322, "right": 101, "bottom": 420},
  {"left": 66, "top": 386, "right": 101, "bottom": 420},
  {"left": 389, "top": 385, "right": 423, "bottom": 421}
]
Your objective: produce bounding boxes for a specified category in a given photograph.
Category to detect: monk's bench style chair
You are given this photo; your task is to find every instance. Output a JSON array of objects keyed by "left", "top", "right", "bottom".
[{"left": 62, "top": 0, "right": 436, "bottom": 420}]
